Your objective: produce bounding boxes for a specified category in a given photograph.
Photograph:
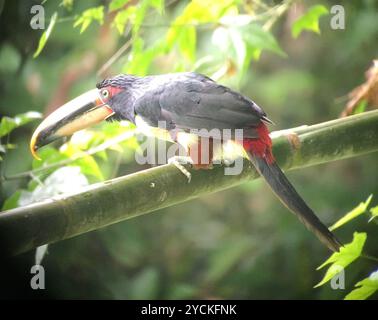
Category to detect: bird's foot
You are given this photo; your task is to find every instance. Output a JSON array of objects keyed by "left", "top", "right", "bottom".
[{"left": 168, "top": 156, "right": 193, "bottom": 183}]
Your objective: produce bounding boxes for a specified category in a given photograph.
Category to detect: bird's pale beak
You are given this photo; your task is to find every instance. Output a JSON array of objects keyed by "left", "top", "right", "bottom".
[{"left": 30, "top": 89, "right": 114, "bottom": 159}]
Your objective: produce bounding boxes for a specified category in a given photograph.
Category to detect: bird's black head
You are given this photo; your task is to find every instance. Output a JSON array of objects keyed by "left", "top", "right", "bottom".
[
  {"left": 96, "top": 74, "right": 139, "bottom": 89},
  {"left": 96, "top": 74, "right": 139, "bottom": 123},
  {"left": 30, "top": 74, "right": 138, "bottom": 159}
]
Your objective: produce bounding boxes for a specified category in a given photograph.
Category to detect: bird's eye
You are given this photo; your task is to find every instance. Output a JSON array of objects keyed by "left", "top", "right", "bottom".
[{"left": 101, "top": 89, "right": 110, "bottom": 99}]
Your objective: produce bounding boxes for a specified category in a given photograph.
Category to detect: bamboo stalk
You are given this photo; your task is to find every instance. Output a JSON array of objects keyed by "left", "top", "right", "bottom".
[{"left": 1, "top": 110, "right": 378, "bottom": 255}]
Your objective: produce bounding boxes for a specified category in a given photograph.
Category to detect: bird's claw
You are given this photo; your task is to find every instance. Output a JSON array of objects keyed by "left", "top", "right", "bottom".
[{"left": 168, "top": 156, "right": 193, "bottom": 183}]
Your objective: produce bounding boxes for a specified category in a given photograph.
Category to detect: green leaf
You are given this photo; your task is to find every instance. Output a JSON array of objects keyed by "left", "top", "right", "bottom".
[
  {"left": 1, "top": 191, "right": 21, "bottom": 211},
  {"left": 167, "top": 0, "right": 237, "bottom": 54},
  {"left": 109, "top": 0, "right": 129, "bottom": 12},
  {"left": 212, "top": 23, "right": 285, "bottom": 72},
  {"left": 315, "top": 232, "right": 367, "bottom": 288},
  {"left": 0, "top": 111, "right": 42, "bottom": 137},
  {"left": 353, "top": 100, "right": 367, "bottom": 115},
  {"left": 330, "top": 195, "right": 373, "bottom": 231},
  {"left": 74, "top": 155, "right": 104, "bottom": 181},
  {"left": 113, "top": 6, "right": 136, "bottom": 34},
  {"left": 369, "top": 205, "right": 378, "bottom": 222},
  {"left": 149, "top": 0, "right": 164, "bottom": 15},
  {"left": 184, "top": 0, "right": 236, "bottom": 24},
  {"left": 292, "top": 5, "right": 329, "bottom": 38},
  {"left": 33, "top": 12, "right": 58, "bottom": 58},
  {"left": 345, "top": 270, "right": 378, "bottom": 300},
  {"left": 32, "top": 147, "right": 67, "bottom": 169},
  {"left": 124, "top": 38, "right": 165, "bottom": 75},
  {"left": 242, "top": 24, "right": 286, "bottom": 58},
  {"left": 0, "top": 117, "right": 18, "bottom": 138},
  {"left": 133, "top": 0, "right": 150, "bottom": 34},
  {"left": 74, "top": 6, "right": 104, "bottom": 33},
  {"left": 178, "top": 26, "right": 197, "bottom": 62}
]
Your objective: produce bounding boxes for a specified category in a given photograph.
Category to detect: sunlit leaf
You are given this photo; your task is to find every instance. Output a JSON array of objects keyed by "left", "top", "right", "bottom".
[
  {"left": 178, "top": 26, "right": 196, "bottom": 62},
  {"left": 330, "top": 195, "right": 373, "bottom": 231},
  {"left": 149, "top": 0, "right": 164, "bottom": 15},
  {"left": 292, "top": 5, "right": 329, "bottom": 38},
  {"left": 74, "top": 6, "right": 104, "bottom": 33},
  {"left": 212, "top": 23, "right": 285, "bottom": 73},
  {"left": 167, "top": 0, "right": 237, "bottom": 58},
  {"left": 345, "top": 270, "right": 378, "bottom": 300},
  {"left": 113, "top": 6, "right": 137, "bottom": 34},
  {"left": 0, "top": 111, "right": 42, "bottom": 137},
  {"left": 74, "top": 155, "right": 104, "bottom": 180},
  {"left": 1, "top": 191, "right": 21, "bottom": 211},
  {"left": 242, "top": 24, "right": 286, "bottom": 58},
  {"left": 33, "top": 12, "right": 58, "bottom": 58},
  {"left": 95, "top": 150, "right": 108, "bottom": 161},
  {"left": 124, "top": 38, "right": 165, "bottom": 75},
  {"left": 369, "top": 205, "right": 378, "bottom": 222},
  {"left": 0, "top": 117, "right": 18, "bottom": 138},
  {"left": 315, "top": 232, "right": 367, "bottom": 288},
  {"left": 32, "top": 147, "right": 69, "bottom": 170},
  {"left": 353, "top": 100, "right": 367, "bottom": 115},
  {"left": 185, "top": 0, "right": 236, "bottom": 23}
]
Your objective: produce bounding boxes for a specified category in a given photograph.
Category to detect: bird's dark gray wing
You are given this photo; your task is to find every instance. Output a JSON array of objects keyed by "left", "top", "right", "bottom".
[{"left": 134, "top": 73, "right": 269, "bottom": 138}]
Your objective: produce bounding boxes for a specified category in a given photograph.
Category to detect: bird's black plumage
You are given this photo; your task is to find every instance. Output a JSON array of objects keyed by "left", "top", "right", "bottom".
[{"left": 98, "top": 72, "right": 270, "bottom": 137}]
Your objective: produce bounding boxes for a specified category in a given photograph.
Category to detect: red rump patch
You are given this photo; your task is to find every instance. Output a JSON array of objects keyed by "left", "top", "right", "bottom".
[{"left": 242, "top": 123, "right": 274, "bottom": 164}]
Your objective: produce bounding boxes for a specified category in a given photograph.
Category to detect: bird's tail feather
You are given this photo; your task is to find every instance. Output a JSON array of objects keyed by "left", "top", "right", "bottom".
[{"left": 247, "top": 151, "right": 342, "bottom": 252}]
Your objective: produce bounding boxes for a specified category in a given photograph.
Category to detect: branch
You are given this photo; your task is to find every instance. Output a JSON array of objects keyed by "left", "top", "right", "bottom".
[{"left": 1, "top": 111, "right": 378, "bottom": 255}]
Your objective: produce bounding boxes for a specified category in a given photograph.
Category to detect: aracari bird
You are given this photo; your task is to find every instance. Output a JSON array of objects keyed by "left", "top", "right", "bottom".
[{"left": 30, "top": 72, "right": 341, "bottom": 252}]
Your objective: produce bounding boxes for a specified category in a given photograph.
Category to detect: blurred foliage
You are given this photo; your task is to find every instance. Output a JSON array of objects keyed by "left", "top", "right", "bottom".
[
  {"left": 315, "top": 195, "right": 377, "bottom": 299},
  {"left": 0, "top": 0, "right": 377, "bottom": 299}
]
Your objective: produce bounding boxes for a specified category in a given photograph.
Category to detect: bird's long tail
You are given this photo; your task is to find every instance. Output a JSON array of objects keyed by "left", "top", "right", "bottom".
[{"left": 243, "top": 124, "right": 342, "bottom": 252}]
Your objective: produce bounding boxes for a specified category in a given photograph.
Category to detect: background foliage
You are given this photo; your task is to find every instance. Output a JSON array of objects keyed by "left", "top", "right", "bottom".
[{"left": 0, "top": 0, "right": 377, "bottom": 299}]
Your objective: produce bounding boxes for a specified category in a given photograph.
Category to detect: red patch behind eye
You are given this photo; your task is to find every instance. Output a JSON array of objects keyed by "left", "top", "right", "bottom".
[{"left": 109, "top": 86, "right": 123, "bottom": 96}]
